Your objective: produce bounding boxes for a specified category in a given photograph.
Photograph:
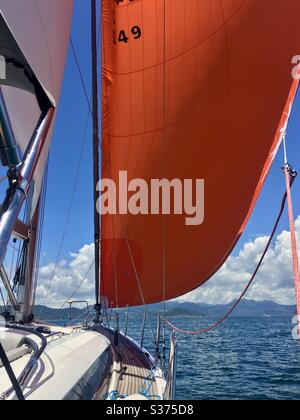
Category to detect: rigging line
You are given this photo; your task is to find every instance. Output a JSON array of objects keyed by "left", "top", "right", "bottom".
[
  {"left": 11, "top": 237, "right": 24, "bottom": 296},
  {"left": 284, "top": 165, "right": 300, "bottom": 338},
  {"left": 283, "top": 133, "right": 289, "bottom": 165},
  {"left": 32, "top": 157, "right": 49, "bottom": 307},
  {"left": 121, "top": 227, "right": 156, "bottom": 344},
  {"left": 9, "top": 199, "right": 28, "bottom": 299},
  {"left": 45, "top": 259, "right": 95, "bottom": 322},
  {"left": 35, "top": 174, "right": 47, "bottom": 299},
  {"left": 162, "top": 0, "right": 167, "bottom": 366},
  {"left": 0, "top": 175, "right": 7, "bottom": 184},
  {"left": 101, "top": 1, "right": 118, "bottom": 311},
  {"left": 40, "top": 25, "right": 103, "bottom": 312},
  {"left": 2, "top": 233, "right": 22, "bottom": 308},
  {"left": 5, "top": 238, "right": 21, "bottom": 308},
  {"left": 66, "top": 306, "right": 91, "bottom": 327},
  {"left": 36, "top": 22, "right": 102, "bottom": 315},
  {"left": 38, "top": 113, "right": 91, "bottom": 316},
  {"left": 71, "top": 22, "right": 104, "bottom": 159},
  {"left": 33, "top": 171, "right": 47, "bottom": 305},
  {"left": 99, "top": 165, "right": 157, "bottom": 338},
  {"left": 8, "top": 243, "right": 19, "bottom": 253},
  {"left": 100, "top": 4, "right": 155, "bottom": 343},
  {"left": 71, "top": 15, "right": 105, "bottom": 311},
  {"left": 91, "top": 0, "right": 101, "bottom": 313},
  {"left": 164, "top": 175, "right": 296, "bottom": 335},
  {"left": 0, "top": 343, "right": 25, "bottom": 401},
  {"left": 70, "top": 38, "right": 92, "bottom": 115},
  {"left": 100, "top": 81, "right": 156, "bottom": 340},
  {"left": 0, "top": 284, "right": 6, "bottom": 311},
  {"left": 99, "top": 134, "right": 157, "bottom": 337},
  {"left": 8, "top": 240, "right": 16, "bottom": 285},
  {"left": 282, "top": 126, "right": 300, "bottom": 337},
  {"left": 69, "top": 16, "right": 102, "bottom": 120}
]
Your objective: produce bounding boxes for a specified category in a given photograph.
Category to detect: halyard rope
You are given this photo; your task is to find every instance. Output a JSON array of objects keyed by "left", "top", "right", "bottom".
[
  {"left": 282, "top": 129, "right": 300, "bottom": 338},
  {"left": 284, "top": 164, "right": 300, "bottom": 338},
  {"left": 164, "top": 174, "right": 297, "bottom": 335}
]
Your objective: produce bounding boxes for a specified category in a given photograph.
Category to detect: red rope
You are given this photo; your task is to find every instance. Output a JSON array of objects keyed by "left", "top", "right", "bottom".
[
  {"left": 284, "top": 166, "right": 300, "bottom": 338},
  {"left": 164, "top": 176, "right": 296, "bottom": 336}
]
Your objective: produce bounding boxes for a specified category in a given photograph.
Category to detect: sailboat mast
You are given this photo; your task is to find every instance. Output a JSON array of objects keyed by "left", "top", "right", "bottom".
[{"left": 91, "top": 0, "right": 101, "bottom": 319}]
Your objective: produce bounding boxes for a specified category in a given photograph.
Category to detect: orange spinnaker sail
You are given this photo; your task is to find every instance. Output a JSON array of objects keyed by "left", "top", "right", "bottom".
[{"left": 101, "top": 0, "right": 300, "bottom": 308}]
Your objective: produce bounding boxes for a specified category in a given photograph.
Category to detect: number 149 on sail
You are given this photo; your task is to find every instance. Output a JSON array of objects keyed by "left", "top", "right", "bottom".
[{"left": 113, "top": 26, "right": 142, "bottom": 44}]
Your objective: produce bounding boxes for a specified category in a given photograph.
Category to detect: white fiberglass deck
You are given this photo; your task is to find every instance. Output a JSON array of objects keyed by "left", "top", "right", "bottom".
[
  {"left": 0, "top": 324, "right": 166, "bottom": 400},
  {"left": 0, "top": 325, "right": 110, "bottom": 400}
]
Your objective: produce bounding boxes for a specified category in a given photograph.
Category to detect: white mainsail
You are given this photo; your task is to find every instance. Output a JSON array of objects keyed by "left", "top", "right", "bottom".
[{"left": 0, "top": 0, "right": 73, "bottom": 214}]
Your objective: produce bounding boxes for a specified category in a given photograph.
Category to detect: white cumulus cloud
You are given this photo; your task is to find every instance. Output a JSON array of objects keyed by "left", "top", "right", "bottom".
[
  {"left": 35, "top": 244, "right": 95, "bottom": 307},
  {"left": 36, "top": 217, "right": 300, "bottom": 308},
  {"left": 179, "top": 216, "right": 300, "bottom": 305}
]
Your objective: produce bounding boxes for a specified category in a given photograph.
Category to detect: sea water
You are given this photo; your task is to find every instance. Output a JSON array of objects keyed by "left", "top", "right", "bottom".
[
  {"left": 52, "top": 315, "right": 300, "bottom": 400},
  {"left": 120, "top": 316, "right": 300, "bottom": 400}
]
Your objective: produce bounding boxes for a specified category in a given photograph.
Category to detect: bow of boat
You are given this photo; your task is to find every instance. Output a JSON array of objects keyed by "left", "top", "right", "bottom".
[{"left": 0, "top": 323, "right": 166, "bottom": 400}]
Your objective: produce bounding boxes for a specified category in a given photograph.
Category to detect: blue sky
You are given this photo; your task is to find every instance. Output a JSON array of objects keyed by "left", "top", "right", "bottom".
[{"left": 40, "top": 0, "right": 95, "bottom": 263}]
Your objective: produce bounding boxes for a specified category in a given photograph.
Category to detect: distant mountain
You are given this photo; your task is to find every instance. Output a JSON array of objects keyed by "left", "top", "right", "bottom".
[
  {"left": 0, "top": 305, "right": 87, "bottom": 322},
  {"left": 161, "top": 300, "right": 296, "bottom": 318},
  {"left": 129, "top": 299, "right": 296, "bottom": 318},
  {"left": 0, "top": 299, "right": 296, "bottom": 321},
  {"left": 165, "top": 308, "right": 203, "bottom": 317}
]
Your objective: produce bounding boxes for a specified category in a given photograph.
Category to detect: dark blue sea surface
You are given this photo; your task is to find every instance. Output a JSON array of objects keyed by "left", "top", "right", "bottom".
[{"left": 118, "top": 316, "right": 300, "bottom": 400}]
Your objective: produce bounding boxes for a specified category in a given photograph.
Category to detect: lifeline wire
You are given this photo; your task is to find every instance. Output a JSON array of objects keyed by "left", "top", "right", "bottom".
[{"left": 164, "top": 175, "right": 296, "bottom": 335}]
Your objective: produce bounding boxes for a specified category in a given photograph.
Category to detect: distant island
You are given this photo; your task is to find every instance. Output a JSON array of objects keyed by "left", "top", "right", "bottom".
[{"left": 165, "top": 308, "right": 203, "bottom": 317}]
